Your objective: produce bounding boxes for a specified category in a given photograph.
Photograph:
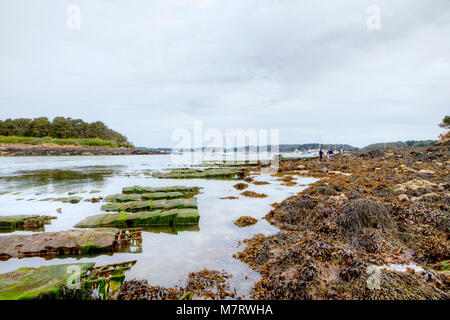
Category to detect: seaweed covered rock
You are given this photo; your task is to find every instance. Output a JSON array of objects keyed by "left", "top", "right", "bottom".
[
  {"left": 0, "top": 228, "right": 142, "bottom": 260},
  {"left": 119, "top": 268, "right": 236, "bottom": 300},
  {"left": 309, "top": 183, "right": 338, "bottom": 196},
  {"left": 233, "top": 216, "right": 258, "bottom": 227},
  {"left": 0, "top": 215, "right": 56, "bottom": 230},
  {"left": 233, "top": 183, "right": 248, "bottom": 190},
  {"left": 240, "top": 191, "right": 267, "bottom": 198},
  {"left": 337, "top": 198, "right": 395, "bottom": 237},
  {"left": 265, "top": 195, "right": 317, "bottom": 226}
]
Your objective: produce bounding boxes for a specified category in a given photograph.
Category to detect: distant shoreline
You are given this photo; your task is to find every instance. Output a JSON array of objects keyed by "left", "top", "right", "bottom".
[{"left": 0, "top": 143, "right": 168, "bottom": 157}]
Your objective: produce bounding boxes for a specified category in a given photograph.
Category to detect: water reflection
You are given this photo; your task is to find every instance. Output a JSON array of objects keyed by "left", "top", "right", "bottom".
[{"left": 0, "top": 155, "right": 316, "bottom": 298}]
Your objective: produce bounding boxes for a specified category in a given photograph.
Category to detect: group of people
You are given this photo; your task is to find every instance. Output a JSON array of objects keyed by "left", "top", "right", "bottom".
[{"left": 319, "top": 147, "right": 343, "bottom": 161}]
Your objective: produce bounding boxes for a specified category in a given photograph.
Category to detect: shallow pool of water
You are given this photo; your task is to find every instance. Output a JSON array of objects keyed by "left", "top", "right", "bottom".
[{"left": 0, "top": 155, "right": 316, "bottom": 298}]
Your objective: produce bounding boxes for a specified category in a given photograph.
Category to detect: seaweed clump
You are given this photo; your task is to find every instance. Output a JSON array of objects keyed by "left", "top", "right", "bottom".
[
  {"left": 336, "top": 199, "right": 395, "bottom": 237},
  {"left": 241, "top": 191, "right": 267, "bottom": 198},
  {"left": 234, "top": 216, "right": 258, "bottom": 227},
  {"left": 233, "top": 183, "right": 248, "bottom": 190},
  {"left": 119, "top": 269, "right": 237, "bottom": 300}
]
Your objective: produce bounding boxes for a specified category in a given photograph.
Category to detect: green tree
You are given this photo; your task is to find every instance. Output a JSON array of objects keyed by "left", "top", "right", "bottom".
[
  {"left": 0, "top": 116, "right": 131, "bottom": 146},
  {"left": 51, "top": 117, "right": 73, "bottom": 138},
  {"left": 28, "top": 117, "right": 51, "bottom": 138},
  {"left": 439, "top": 115, "right": 450, "bottom": 130}
]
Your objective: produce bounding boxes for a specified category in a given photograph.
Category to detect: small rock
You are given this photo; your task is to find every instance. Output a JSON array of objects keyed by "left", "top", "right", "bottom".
[
  {"left": 398, "top": 194, "right": 409, "bottom": 202},
  {"left": 56, "top": 208, "right": 62, "bottom": 214}
]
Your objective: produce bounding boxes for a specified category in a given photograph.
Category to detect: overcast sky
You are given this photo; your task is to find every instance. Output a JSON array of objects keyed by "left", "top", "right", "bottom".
[{"left": 0, "top": 0, "right": 449, "bottom": 147}]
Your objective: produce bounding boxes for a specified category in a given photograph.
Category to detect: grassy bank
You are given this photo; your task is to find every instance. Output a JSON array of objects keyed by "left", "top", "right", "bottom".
[{"left": 0, "top": 135, "right": 132, "bottom": 148}]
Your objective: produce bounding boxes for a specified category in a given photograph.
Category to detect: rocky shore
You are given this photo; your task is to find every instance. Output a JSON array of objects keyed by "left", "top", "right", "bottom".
[
  {"left": 0, "top": 143, "right": 165, "bottom": 156},
  {"left": 235, "top": 141, "right": 449, "bottom": 299}
]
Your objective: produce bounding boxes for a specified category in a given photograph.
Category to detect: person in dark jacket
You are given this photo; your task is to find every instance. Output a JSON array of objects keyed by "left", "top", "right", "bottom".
[{"left": 319, "top": 148, "right": 324, "bottom": 161}]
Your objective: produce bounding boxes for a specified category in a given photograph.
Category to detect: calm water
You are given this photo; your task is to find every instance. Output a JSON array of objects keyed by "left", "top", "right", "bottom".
[{"left": 0, "top": 154, "right": 316, "bottom": 298}]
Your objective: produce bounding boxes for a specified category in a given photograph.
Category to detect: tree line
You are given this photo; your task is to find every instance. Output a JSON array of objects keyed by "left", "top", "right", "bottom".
[{"left": 0, "top": 117, "right": 131, "bottom": 146}]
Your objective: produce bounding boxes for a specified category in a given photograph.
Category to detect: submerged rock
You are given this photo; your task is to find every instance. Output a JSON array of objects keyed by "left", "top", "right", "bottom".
[
  {"left": 0, "top": 215, "right": 56, "bottom": 230},
  {"left": 75, "top": 209, "right": 200, "bottom": 228},
  {"left": 233, "top": 183, "right": 249, "bottom": 190},
  {"left": 53, "top": 196, "right": 83, "bottom": 204},
  {"left": 0, "top": 228, "right": 142, "bottom": 261}
]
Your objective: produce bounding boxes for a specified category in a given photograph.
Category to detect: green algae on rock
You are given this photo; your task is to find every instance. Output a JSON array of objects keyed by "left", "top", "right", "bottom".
[
  {"left": 101, "top": 198, "right": 198, "bottom": 213},
  {"left": 104, "top": 191, "right": 185, "bottom": 203},
  {"left": 152, "top": 167, "right": 244, "bottom": 179},
  {"left": 52, "top": 196, "right": 83, "bottom": 204},
  {"left": 75, "top": 208, "right": 200, "bottom": 228},
  {"left": 0, "top": 228, "right": 142, "bottom": 261},
  {"left": 122, "top": 185, "right": 201, "bottom": 194},
  {"left": 0, "top": 215, "right": 56, "bottom": 230},
  {"left": 0, "top": 260, "right": 136, "bottom": 300}
]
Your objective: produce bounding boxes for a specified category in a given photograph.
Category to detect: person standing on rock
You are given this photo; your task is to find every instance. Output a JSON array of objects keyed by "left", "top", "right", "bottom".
[{"left": 319, "top": 148, "right": 324, "bottom": 161}]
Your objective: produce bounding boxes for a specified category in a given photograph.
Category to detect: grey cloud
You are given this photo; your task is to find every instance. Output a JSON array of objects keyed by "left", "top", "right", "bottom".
[{"left": 0, "top": 0, "right": 449, "bottom": 147}]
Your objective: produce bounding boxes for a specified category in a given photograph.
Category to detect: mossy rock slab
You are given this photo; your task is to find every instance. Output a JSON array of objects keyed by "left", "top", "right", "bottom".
[
  {"left": 0, "top": 215, "right": 56, "bottom": 230},
  {"left": 0, "top": 263, "right": 94, "bottom": 300},
  {"left": 193, "top": 160, "right": 261, "bottom": 167},
  {"left": 152, "top": 168, "right": 244, "bottom": 179},
  {"left": 75, "top": 208, "right": 200, "bottom": 228},
  {"left": 101, "top": 198, "right": 198, "bottom": 213},
  {"left": 52, "top": 196, "right": 83, "bottom": 204},
  {"left": 104, "top": 191, "right": 185, "bottom": 203},
  {"left": 122, "top": 186, "right": 201, "bottom": 194},
  {"left": 0, "top": 228, "right": 142, "bottom": 261},
  {"left": 0, "top": 260, "right": 136, "bottom": 300}
]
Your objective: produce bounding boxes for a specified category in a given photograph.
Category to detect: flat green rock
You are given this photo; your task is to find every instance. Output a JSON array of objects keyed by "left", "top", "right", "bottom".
[
  {"left": 53, "top": 196, "right": 83, "bottom": 204},
  {"left": 101, "top": 198, "right": 198, "bottom": 213},
  {"left": 152, "top": 168, "right": 243, "bottom": 179},
  {"left": 75, "top": 208, "right": 200, "bottom": 228},
  {"left": 122, "top": 185, "right": 201, "bottom": 195},
  {"left": 0, "top": 260, "right": 136, "bottom": 300},
  {"left": 0, "top": 263, "right": 94, "bottom": 300},
  {"left": 104, "top": 191, "right": 185, "bottom": 203}
]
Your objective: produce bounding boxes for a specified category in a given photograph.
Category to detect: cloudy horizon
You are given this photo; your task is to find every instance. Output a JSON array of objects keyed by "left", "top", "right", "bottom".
[{"left": 1, "top": 0, "right": 449, "bottom": 148}]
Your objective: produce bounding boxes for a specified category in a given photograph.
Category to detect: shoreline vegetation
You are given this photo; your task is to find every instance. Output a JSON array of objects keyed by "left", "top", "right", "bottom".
[
  {"left": 0, "top": 135, "right": 128, "bottom": 148},
  {"left": 0, "top": 142, "right": 166, "bottom": 156}
]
